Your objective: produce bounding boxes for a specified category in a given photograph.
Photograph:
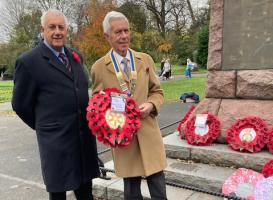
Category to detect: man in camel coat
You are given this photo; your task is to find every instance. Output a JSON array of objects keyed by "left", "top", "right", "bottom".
[{"left": 91, "top": 11, "right": 167, "bottom": 200}]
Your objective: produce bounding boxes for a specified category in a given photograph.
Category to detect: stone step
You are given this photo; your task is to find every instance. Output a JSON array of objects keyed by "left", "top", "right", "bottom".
[
  {"left": 93, "top": 159, "right": 233, "bottom": 198},
  {"left": 164, "top": 133, "right": 273, "bottom": 171},
  {"left": 165, "top": 158, "right": 235, "bottom": 193},
  {"left": 93, "top": 170, "right": 222, "bottom": 200}
]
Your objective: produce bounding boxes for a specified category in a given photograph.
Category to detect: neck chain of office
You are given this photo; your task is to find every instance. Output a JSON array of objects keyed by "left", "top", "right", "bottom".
[{"left": 110, "top": 49, "right": 137, "bottom": 96}]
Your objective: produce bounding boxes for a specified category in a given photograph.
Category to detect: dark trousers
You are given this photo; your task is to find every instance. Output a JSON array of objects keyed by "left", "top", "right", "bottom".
[
  {"left": 123, "top": 171, "right": 167, "bottom": 200},
  {"left": 49, "top": 182, "right": 93, "bottom": 200}
]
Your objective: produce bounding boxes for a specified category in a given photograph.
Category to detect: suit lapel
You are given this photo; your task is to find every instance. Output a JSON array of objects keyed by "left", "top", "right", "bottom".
[{"left": 39, "top": 43, "right": 73, "bottom": 80}]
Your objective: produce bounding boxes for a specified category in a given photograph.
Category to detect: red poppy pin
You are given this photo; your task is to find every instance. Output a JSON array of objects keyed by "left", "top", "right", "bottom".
[{"left": 72, "top": 51, "right": 81, "bottom": 62}]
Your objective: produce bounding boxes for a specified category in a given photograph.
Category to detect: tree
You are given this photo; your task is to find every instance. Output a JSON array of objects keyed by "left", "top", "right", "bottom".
[
  {"left": 0, "top": 0, "right": 30, "bottom": 42},
  {"left": 9, "top": 10, "right": 42, "bottom": 47},
  {"left": 0, "top": 10, "right": 42, "bottom": 75},
  {"left": 32, "top": 0, "right": 90, "bottom": 32},
  {"left": 73, "top": 0, "right": 116, "bottom": 68},
  {"left": 118, "top": 2, "right": 147, "bottom": 33},
  {"left": 138, "top": 0, "right": 171, "bottom": 38},
  {"left": 168, "top": 0, "right": 188, "bottom": 36},
  {"left": 196, "top": 25, "right": 209, "bottom": 68},
  {"left": 186, "top": 0, "right": 196, "bottom": 24}
]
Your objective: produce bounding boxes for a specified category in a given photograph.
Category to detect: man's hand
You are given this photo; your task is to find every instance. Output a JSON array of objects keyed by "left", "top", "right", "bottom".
[{"left": 139, "top": 102, "right": 154, "bottom": 119}]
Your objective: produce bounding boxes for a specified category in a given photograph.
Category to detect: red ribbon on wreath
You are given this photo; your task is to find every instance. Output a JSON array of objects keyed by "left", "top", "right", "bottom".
[
  {"left": 86, "top": 88, "right": 141, "bottom": 148},
  {"left": 267, "top": 127, "right": 273, "bottom": 154},
  {"left": 226, "top": 116, "right": 269, "bottom": 153},
  {"left": 262, "top": 159, "right": 273, "bottom": 178},
  {"left": 183, "top": 112, "right": 220, "bottom": 146}
]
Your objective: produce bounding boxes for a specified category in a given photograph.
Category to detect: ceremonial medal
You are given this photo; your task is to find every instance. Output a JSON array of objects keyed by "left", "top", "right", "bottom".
[{"left": 110, "top": 49, "right": 137, "bottom": 96}]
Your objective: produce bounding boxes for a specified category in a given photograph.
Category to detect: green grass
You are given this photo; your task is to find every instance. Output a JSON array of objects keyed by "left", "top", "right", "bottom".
[
  {"left": 155, "top": 63, "right": 207, "bottom": 75},
  {"left": 161, "top": 77, "right": 206, "bottom": 102},
  {"left": 0, "top": 77, "right": 207, "bottom": 104},
  {"left": 0, "top": 81, "right": 13, "bottom": 103}
]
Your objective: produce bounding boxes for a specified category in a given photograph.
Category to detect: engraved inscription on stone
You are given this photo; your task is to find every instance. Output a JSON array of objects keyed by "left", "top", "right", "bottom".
[
  {"left": 222, "top": 0, "right": 273, "bottom": 70},
  {"left": 170, "top": 162, "right": 199, "bottom": 172}
]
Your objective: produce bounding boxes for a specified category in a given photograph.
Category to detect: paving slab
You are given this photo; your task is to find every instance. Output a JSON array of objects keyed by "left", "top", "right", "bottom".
[
  {"left": 164, "top": 133, "right": 273, "bottom": 171},
  {"left": 0, "top": 101, "right": 192, "bottom": 200}
]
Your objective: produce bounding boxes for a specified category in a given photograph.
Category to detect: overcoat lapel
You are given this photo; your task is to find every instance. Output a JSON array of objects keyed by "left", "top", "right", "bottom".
[
  {"left": 39, "top": 43, "right": 73, "bottom": 80},
  {"left": 105, "top": 51, "right": 116, "bottom": 74},
  {"left": 133, "top": 51, "right": 143, "bottom": 74},
  {"left": 65, "top": 48, "right": 80, "bottom": 83}
]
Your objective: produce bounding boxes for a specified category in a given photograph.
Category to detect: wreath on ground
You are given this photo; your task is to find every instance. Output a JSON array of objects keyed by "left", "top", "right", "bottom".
[
  {"left": 183, "top": 112, "right": 220, "bottom": 146},
  {"left": 267, "top": 127, "right": 273, "bottom": 154},
  {"left": 226, "top": 116, "right": 268, "bottom": 153},
  {"left": 222, "top": 168, "right": 265, "bottom": 200},
  {"left": 254, "top": 176, "right": 273, "bottom": 200},
  {"left": 86, "top": 88, "right": 141, "bottom": 148}
]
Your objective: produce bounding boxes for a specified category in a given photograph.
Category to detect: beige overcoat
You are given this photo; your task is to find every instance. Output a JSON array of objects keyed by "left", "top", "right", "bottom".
[{"left": 91, "top": 49, "right": 167, "bottom": 177}]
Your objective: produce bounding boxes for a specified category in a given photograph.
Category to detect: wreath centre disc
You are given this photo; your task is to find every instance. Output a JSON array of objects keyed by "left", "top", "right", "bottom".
[
  {"left": 105, "top": 109, "right": 126, "bottom": 129},
  {"left": 194, "top": 124, "right": 209, "bottom": 136},
  {"left": 235, "top": 183, "right": 254, "bottom": 198},
  {"left": 239, "top": 128, "right": 256, "bottom": 142}
]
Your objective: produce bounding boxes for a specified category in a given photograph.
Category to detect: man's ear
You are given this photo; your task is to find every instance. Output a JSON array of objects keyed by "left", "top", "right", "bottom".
[
  {"left": 40, "top": 26, "right": 44, "bottom": 39},
  {"left": 104, "top": 33, "right": 109, "bottom": 42}
]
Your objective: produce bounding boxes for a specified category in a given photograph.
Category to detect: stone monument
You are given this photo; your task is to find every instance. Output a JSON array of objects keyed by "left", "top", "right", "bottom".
[{"left": 190, "top": 0, "right": 273, "bottom": 143}]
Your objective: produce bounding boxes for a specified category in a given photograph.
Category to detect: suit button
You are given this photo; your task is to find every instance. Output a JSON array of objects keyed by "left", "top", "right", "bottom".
[
  {"left": 75, "top": 88, "right": 79, "bottom": 92},
  {"left": 78, "top": 110, "right": 82, "bottom": 114}
]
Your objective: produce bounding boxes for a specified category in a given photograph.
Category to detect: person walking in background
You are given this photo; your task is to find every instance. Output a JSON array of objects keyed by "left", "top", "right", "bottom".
[
  {"left": 161, "top": 58, "right": 171, "bottom": 80},
  {"left": 185, "top": 58, "right": 193, "bottom": 78},
  {"left": 12, "top": 9, "right": 99, "bottom": 200},
  {"left": 159, "top": 58, "right": 165, "bottom": 76},
  {"left": 91, "top": 11, "right": 168, "bottom": 200}
]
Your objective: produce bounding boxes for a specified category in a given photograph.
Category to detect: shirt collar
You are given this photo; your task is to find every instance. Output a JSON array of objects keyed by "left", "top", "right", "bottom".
[
  {"left": 43, "top": 40, "right": 65, "bottom": 58},
  {"left": 113, "top": 50, "right": 130, "bottom": 65}
]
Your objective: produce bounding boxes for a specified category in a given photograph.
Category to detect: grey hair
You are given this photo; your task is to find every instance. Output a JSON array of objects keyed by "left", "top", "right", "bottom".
[
  {"left": 102, "top": 11, "right": 128, "bottom": 34},
  {"left": 41, "top": 9, "right": 69, "bottom": 27}
]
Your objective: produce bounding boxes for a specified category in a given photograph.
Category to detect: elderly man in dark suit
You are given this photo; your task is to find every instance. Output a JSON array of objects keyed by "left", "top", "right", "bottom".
[{"left": 12, "top": 9, "right": 99, "bottom": 200}]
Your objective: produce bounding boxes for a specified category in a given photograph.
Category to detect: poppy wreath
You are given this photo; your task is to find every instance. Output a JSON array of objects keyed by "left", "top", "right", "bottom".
[
  {"left": 254, "top": 176, "right": 273, "bottom": 200},
  {"left": 176, "top": 105, "right": 196, "bottom": 137},
  {"left": 222, "top": 168, "right": 265, "bottom": 200},
  {"left": 267, "top": 127, "right": 273, "bottom": 154},
  {"left": 226, "top": 116, "right": 268, "bottom": 153},
  {"left": 86, "top": 88, "right": 141, "bottom": 148},
  {"left": 262, "top": 159, "right": 273, "bottom": 178},
  {"left": 183, "top": 112, "right": 220, "bottom": 146}
]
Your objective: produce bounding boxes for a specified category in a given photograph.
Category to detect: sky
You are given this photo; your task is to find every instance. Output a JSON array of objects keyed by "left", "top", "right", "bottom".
[
  {"left": 0, "top": 0, "right": 3, "bottom": 9},
  {"left": 0, "top": 0, "right": 209, "bottom": 43}
]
